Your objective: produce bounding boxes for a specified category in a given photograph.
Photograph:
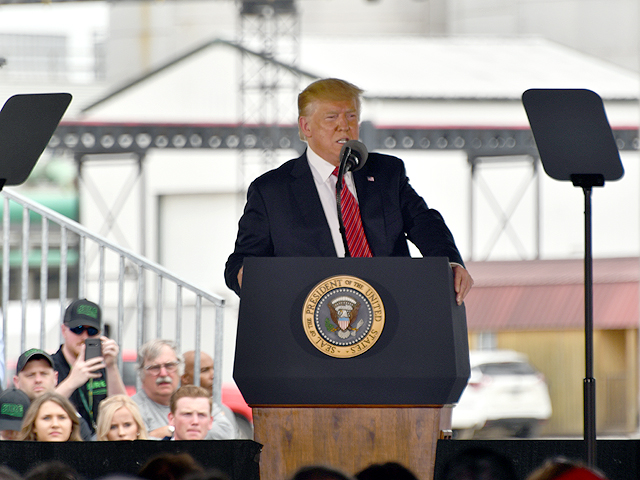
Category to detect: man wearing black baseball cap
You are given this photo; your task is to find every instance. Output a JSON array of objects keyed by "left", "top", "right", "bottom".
[
  {"left": 51, "top": 299, "right": 126, "bottom": 434},
  {"left": 13, "top": 347, "right": 93, "bottom": 441},
  {"left": 13, "top": 348, "right": 58, "bottom": 400},
  {"left": 0, "top": 388, "right": 30, "bottom": 440}
]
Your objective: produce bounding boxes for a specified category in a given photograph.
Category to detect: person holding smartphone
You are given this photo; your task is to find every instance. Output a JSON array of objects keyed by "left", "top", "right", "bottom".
[{"left": 52, "top": 299, "right": 127, "bottom": 434}]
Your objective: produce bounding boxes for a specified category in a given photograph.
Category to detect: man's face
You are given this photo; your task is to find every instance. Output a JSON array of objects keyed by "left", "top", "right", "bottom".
[
  {"left": 299, "top": 99, "right": 360, "bottom": 166},
  {"left": 13, "top": 358, "right": 58, "bottom": 400},
  {"left": 141, "top": 345, "right": 180, "bottom": 405},
  {"left": 182, "top": 352, "right": 214, "bottom": 395},
  {"left": 168, "top": 397, "right": 212, "bottom": 440},
  {"left": 61, "top": 323, "right": 100, "bottom": 359},
  {"left": 197, "top": 355, "right": 214, "bottom": 394}
]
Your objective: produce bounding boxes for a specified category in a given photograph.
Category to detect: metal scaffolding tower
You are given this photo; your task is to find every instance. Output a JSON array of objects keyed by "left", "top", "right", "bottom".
[{"left": 236, "top": 0, "right": 302, "bottom": 193}]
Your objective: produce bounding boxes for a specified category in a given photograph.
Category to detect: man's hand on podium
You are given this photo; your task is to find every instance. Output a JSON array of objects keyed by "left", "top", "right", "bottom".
[
  {"left": 237, "top": 266, "right": 244, "bottom": 289},
  {"left": 452, "top": 264, "right": 473, "bottom": 305}
]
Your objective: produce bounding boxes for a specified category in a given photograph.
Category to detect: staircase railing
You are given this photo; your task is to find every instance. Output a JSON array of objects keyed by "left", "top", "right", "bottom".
[{"left": 1, "top": 187, "right": 226, "bottom": 404}]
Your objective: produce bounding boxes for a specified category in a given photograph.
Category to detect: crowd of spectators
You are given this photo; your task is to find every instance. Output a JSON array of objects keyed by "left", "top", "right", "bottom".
[
  {"left": 0, "top": 455, "right": 613, "bottom": 480},
  {"left": 0, "top": 299, "right": 615, "bottom": 480},
  {"left": 0, "top": 299, "right": 237, "bottom": 443}
]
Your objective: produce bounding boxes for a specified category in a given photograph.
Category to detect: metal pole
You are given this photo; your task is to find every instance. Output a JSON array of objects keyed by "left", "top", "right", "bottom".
[{"left": 583, "top": 185, "right": 597, "bottom": 466}]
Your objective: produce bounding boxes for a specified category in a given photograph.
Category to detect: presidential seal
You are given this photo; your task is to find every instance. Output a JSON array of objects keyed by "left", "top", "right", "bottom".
[{"left": 303, "top": 275, "right": 385, "bottom": 358}]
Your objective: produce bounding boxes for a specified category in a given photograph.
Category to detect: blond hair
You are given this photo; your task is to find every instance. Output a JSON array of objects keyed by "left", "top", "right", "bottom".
[
  {"left": 95, "top": 394, "right": 148, "bottom": 441},
  {"left": 19, "top": 391, "right": 82, "bottom": 442},
  {"left": 297, "top": 78, "right": 364, "bottom": 140}
]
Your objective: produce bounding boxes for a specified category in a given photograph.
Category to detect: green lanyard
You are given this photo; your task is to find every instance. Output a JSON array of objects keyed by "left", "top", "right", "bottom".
[{"left": 78, "top": 379, "right": 95, "bottom": 428}]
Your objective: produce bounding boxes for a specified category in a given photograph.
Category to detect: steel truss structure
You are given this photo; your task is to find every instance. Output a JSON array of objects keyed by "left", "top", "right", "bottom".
[{"left": 51, "top": 121, "right": 639, "bottom": 156}]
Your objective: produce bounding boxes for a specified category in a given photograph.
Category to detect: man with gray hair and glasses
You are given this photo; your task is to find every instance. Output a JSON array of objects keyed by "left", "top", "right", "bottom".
[{"left": 131, "top": 339, "right": 236, "bottom": 439}]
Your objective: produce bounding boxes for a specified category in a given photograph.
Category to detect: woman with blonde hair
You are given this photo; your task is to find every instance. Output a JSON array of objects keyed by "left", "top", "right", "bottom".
[
  {"left": 19, "top": 391, "right": 82, "bottom": 442},
  {"left": 96, "top": 394, "right": 148, "bottom": 441}
]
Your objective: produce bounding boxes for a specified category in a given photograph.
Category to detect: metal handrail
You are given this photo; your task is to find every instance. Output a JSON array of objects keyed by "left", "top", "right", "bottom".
[{"left": 1, "top": 187, "right": 225, "bottom": 404}]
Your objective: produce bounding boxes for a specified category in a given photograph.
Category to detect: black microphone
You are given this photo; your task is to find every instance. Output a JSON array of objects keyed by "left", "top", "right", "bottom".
[{"left": 339, "top": 140, "right": 368, "bottom": 173}]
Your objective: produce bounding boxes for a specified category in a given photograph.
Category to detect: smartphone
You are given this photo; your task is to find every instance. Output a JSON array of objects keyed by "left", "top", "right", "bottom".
[{"left": 85, "top": 338, "right": 102, "bottom": 361}]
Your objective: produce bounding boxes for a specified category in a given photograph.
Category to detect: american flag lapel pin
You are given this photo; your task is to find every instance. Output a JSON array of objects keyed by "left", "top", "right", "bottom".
[{"left": 367, "top": 176, "right": 374, "bottom": 182}]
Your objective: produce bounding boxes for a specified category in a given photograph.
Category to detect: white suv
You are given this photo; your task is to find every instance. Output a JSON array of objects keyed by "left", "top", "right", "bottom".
[{"left": 451, "top": 349, "right": 552, "bottom": 439}]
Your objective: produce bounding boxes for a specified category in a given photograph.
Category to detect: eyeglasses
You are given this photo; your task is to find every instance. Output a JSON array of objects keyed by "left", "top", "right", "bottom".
[
  {"left": 69, "top": 325, "right": 100, "bottom": 336},
  {"left": 144, "top": 361, "right": 180, "bottom": 375}
]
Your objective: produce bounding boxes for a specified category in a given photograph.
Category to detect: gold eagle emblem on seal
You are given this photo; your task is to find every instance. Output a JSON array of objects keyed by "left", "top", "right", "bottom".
[{"left": 302, "top": 275, "right": 385, "bottom": 358}]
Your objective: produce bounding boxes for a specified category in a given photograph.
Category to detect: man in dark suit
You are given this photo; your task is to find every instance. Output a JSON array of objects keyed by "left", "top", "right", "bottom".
[{"left": 225, "top": 78, "right": 473, "bottom": 302}]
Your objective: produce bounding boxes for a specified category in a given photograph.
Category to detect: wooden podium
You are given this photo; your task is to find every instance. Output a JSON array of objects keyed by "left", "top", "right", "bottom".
[{"left": 234, "top": 257, "right": 469, "bottom": 480}]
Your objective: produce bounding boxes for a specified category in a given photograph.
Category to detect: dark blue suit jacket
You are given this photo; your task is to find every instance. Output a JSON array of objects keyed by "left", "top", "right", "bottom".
[{"left": 224, "top": 151, "right": 464, "bottom": 295}]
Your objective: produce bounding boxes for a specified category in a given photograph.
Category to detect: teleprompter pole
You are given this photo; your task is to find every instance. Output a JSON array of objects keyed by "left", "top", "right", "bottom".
[{"left": 573, "top": 174, "right": 602, "bottom": 467}]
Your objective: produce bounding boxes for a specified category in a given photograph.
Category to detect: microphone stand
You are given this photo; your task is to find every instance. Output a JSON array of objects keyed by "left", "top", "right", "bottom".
[{"left": 335, "top": 148, "right": 352, "bottom": 257}]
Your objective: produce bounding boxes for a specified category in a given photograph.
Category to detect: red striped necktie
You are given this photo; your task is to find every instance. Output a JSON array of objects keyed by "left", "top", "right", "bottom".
[{"left": 332, "top": 167, "right": 372, "bottom": 257}]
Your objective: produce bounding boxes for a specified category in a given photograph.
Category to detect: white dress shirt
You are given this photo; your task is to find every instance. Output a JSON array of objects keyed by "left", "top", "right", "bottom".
[{"left": 306, "top": 147, "right": 361, "bottom": 257}]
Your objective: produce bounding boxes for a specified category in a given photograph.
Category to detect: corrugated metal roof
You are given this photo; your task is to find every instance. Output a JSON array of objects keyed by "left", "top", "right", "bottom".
[{"left": 464, "top": 257, "right": 640, "bottom": 330}]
